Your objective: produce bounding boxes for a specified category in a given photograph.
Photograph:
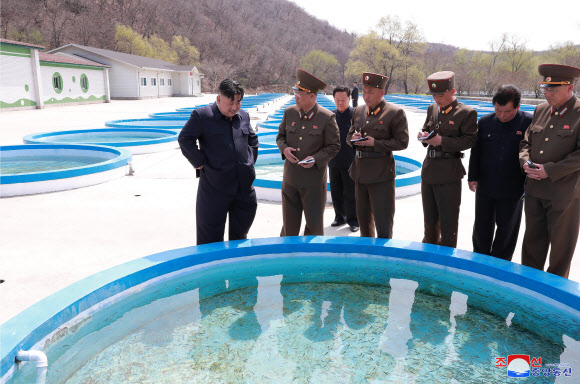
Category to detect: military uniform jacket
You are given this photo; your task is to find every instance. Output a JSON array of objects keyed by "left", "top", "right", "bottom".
[
  {"left": 346, "top": 100, "right": 409, "bottom": 184},
  {"left": 421, "top": 99, "right": 477, "bottom": 184},
  {"left": 276, "top": 104, "right": 340, "bottom": 187},
  {"left": 468, "top": 110, "right": 532, "bottom": 199},
  {"left": 178, "top": 103, "right": 259, "bottom": 195},
  {"left": 519, "top": 95, "right": 580, "bottom": 200}
]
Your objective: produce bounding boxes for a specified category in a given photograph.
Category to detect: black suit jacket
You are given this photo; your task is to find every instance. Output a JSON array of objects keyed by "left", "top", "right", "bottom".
[
  {"left": 178, "top": 102, "right": 259, "bottom": 195},
  {"left": 468, "top": 109, "right": 532, "bottom": 199}
]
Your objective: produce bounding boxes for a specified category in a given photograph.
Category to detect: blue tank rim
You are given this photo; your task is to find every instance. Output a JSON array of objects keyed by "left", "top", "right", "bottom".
[
  {"left": 22, "top": 128, "right": 178, "bottom": 148},
  {"left": 0, "top": 144, "right": 132, "bottom": 184},
  {"left": 1, "top": 235, "right": 578, "bottom": 378},
  {"left": 253, "top": 152, "right": 422, "bottom": 189},
  {"left": 105, "top": 118, "right": 185, "bottom": 129}
]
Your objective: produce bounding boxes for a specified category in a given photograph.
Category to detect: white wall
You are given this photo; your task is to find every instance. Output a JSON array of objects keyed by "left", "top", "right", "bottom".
[
  {"left": 40, "top": 65, "right": 105, "bottom": 105},
  {"left": 0, "top": 48, "right": 37, "bottom": 108}
]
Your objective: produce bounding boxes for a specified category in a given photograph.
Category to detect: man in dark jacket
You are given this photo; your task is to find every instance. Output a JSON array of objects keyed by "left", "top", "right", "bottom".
[
  {"left": 178, "top": 78, "right": 259, "bottom": 245},
  {"left": 329, "top": 86, "right": 358, "bottom": 232},
  {"left": 352, "top": 81, "right": 359, "bottom": 108},
  {"left": 468, "top": 85, "right": 532, "bottom": 260}
]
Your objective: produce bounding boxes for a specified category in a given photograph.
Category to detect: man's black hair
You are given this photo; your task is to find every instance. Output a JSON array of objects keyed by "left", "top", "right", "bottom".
[
  {"left": 493, "top": 84, "right": 521, "bottom": 108},
  {"left": 333, "top": 85, "right": 351, "bottom": 98},
  {"left": 219, "top": 78, "right": 244, "bottom": 100}
]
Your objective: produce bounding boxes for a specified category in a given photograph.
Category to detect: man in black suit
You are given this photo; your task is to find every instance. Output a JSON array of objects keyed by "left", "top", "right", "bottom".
[
  {"left": 329, "top": 86, "right": 358, "bottom": 232},
  {"left": 468, "top": 84, "right": 532, "bottom": 260},
  {"left": 351, "top": 81, "right": 359, "bottom": 108},
  {"left": 178, "top": 79, "right": 259, "bottom": 245}
]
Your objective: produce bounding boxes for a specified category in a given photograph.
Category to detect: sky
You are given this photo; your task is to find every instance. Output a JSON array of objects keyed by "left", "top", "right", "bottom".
[{"left": 288, "top": 0, "right": 580, "bottom": 52}]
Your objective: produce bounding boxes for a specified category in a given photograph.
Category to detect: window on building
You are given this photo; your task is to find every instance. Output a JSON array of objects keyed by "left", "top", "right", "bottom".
[
  {"left": 160, "top": 78, "right": 165, "bottom": 86},
  {"left": 168, "top": 79, "right": 172, "bottom": 86},
  {"left": 197, "top": 80, "right": 200, "bottom": 86},
  {"left": 141, "top": 77, "right": 147, "bottom": 86},
  {"left": 151, "top": 78, "right": 157, "bottom": 86},
  {"left": 80, "top": 74, "right": 89, "bottom": 93},
  {"left": 52, "top": 72, "right": 63, "bottom": 94}
]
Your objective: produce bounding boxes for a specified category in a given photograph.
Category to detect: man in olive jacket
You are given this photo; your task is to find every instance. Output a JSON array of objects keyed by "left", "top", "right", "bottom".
[
  {"left": 418, "top": 71, "right": 477, "bottom": 248},
  {"left": 277, "top": 69, "right": 340, "bottom": 236},
  {"left": 346, "top": 72, "right": 409, "bottom": 238},
  {"left": 519, "top": 64, "right": 580, "bottom": 278}
]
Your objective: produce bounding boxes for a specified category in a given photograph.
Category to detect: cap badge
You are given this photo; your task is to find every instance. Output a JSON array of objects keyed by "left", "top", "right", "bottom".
[
  {"left": 546, "top": 77, "right": 551, "bottom": 82},
  {"left": 297, "top": 81, "right": 300, "bottom": 84},
  {"left": 432, "top": 83, "right": 436, "bottom": 88},
  {"left": 365, "top": 76, "right": 369, "bottom": 80}
]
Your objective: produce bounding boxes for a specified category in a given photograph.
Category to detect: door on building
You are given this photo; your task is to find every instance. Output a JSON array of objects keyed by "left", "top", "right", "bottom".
[{"left": 189, "top": 78, "right": 193, "bottom": 95}]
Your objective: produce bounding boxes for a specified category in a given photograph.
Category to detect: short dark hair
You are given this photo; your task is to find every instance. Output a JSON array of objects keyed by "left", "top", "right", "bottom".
[
  {"left": 492, "top": 84, "right": 521, "bottom": 108},
  {"left": 353, "top": 81, "right": 358, "bottom": 85},
  {"left": 333, "top": 86, "right": 351, "bottom": 98},
  {"left": 218, "top": 78, "right": 244, "bottom": 100}
]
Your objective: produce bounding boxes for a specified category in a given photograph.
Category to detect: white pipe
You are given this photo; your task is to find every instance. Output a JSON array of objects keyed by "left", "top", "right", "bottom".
[{"left": 16, "top": 350, "right": 48, "bottom": 384}]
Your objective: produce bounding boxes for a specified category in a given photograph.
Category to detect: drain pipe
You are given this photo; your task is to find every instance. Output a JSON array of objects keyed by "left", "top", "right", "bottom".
[{"left": 16, "top": 350, "right": 47, "bottom": 384}]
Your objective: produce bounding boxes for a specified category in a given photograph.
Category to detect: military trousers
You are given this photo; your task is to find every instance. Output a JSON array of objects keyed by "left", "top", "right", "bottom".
[
  {"left": 422, "top": 181, "right": 461, "bottom": 248},
  {"left": 280, "top": 182, "right": 326, "bottom": 236},
  {"left": 329, "top": 167, "right": 358, "bottom": 226},
  {"left": 355, "top": 179, "right": 395, "bottom": 238},
  {"left": 522, "top": 196, "right": 580, "bottom": 278},
  {"left": 196, "top": 180, "right": 257, "bottom": 245},
  {"left": 472, "top": 191, "right": 523, "bottom": 261}
]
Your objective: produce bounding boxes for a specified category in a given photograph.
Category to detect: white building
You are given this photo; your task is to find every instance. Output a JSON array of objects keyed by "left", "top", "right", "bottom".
[
  {"left": 0, "top": 39, "right": 110, "bottom": 110},
  {"left": 48, "top": 44, "right": 203, "bottom": 99}
]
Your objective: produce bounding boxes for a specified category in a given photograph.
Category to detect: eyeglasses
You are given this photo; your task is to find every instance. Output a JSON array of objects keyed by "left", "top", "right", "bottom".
[
  {"left": 541, "top": 86, "right": 562, "bottom": 95},
  {"left": 293, "top": 90, "right": 311, "bottom": 97}
]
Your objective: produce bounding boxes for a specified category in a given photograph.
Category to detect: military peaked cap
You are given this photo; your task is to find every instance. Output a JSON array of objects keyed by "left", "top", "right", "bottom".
[
  {"left": 539, "top": 64, "right": 580, "bottom": 88},
  {"left": 292, "top": 68, "right": 327, "bottom": 94},
  {"left": 427, "top": 71, "right": 455, "bottom": 95},
  {"left": 362, "top": 72, "right": 388, "bottom": 89}
]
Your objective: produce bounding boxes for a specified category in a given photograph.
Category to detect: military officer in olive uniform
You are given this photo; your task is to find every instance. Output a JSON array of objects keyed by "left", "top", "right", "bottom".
[
  {"left": 418, "top": 71, "right": 478, "bottom": 248},
  {"left": 277, "top": 69, "right": 340, "bottom": 236},
  {"left": 346, "top": 72, "right": 409, "bottom": 238},
  {"left": 519, "top": 64, "right": 580, "bottom": 278}
]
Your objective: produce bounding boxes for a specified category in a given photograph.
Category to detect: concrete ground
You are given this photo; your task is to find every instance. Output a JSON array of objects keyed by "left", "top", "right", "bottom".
[{"left": 1, "top": 95, "right": 578, "bottom": 325}]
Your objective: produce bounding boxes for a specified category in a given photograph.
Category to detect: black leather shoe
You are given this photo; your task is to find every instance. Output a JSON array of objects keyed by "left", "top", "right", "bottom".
[
  {"left": 349, "top": 225, "right": 359, "bottom": 232},
  {"left": 331, "top": 219, "right": 345, "bottom": 227}
]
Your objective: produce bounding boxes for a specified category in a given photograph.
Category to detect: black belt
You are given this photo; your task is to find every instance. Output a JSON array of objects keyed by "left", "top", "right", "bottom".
[
  {"left": 427, "top": 150, "right": 464, "bottom": 159},
  {"left": 356, "top": 151, "right": 385, "bottom": 158}
]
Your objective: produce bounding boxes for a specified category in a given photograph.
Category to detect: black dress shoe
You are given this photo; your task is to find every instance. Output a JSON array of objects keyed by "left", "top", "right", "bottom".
[
  {"left": 349, "top": 225, "right": 359, "bottom": 232},
  {"left": 331, "top": 219, "right": 346, "bottom": 227}
]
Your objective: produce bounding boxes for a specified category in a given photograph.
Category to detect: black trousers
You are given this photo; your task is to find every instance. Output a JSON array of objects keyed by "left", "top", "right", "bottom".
[
  {"left": 329, "top": 167, "right": 358, "bottom": 226},
  {"left": 472, "top": 191, "right": 523, "bottom": 261},
  {"left": 196, "top": 180, "right": 257, "bottom": 245}
]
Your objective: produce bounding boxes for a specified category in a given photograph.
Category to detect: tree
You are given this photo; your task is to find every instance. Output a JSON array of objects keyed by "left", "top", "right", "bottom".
[
  {"left": 149, "top": 34, "right": 177, "bottom": 63},
  {"left": 171, "top": 36, "right": 200, "bottom": 66},
  {"left": 299, "top": 50, "right": 339, "bottom": 83},
  {"left": 346, "top": 32, "right": 400, "bottom": 92},
  {"left": 115, "top": 24, "right": 154, "bottom": 57}
]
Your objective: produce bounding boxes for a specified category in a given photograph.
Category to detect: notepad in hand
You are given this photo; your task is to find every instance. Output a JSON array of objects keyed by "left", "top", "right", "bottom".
[
  {"left": 350, "top": 137, "right": 369, "bottom": 143},
  {"left": 298, "top": 158, "right": 315, "bottom": 164},
  {"left": 418, "top": 131, "right": 437, "bottom": 141}
]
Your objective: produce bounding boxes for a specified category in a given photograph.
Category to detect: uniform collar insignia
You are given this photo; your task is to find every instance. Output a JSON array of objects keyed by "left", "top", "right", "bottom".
[
  {"left": 367, "top": 100, "right": 386, "bottom": 116},
  {"left": 551, "top": 96, "right": 575, "bottom": 117},
  {"left": 299, "top": 104, "right": 318, "bottom": 121}
]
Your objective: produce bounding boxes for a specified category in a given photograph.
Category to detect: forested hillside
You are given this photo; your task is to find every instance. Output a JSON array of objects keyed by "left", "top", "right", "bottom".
[
  {"left": 2, "top": 0, "right": 579, "bottom": 95},
  {"left": 1, "top": 0, "right": 354, "bottom": 91}
]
